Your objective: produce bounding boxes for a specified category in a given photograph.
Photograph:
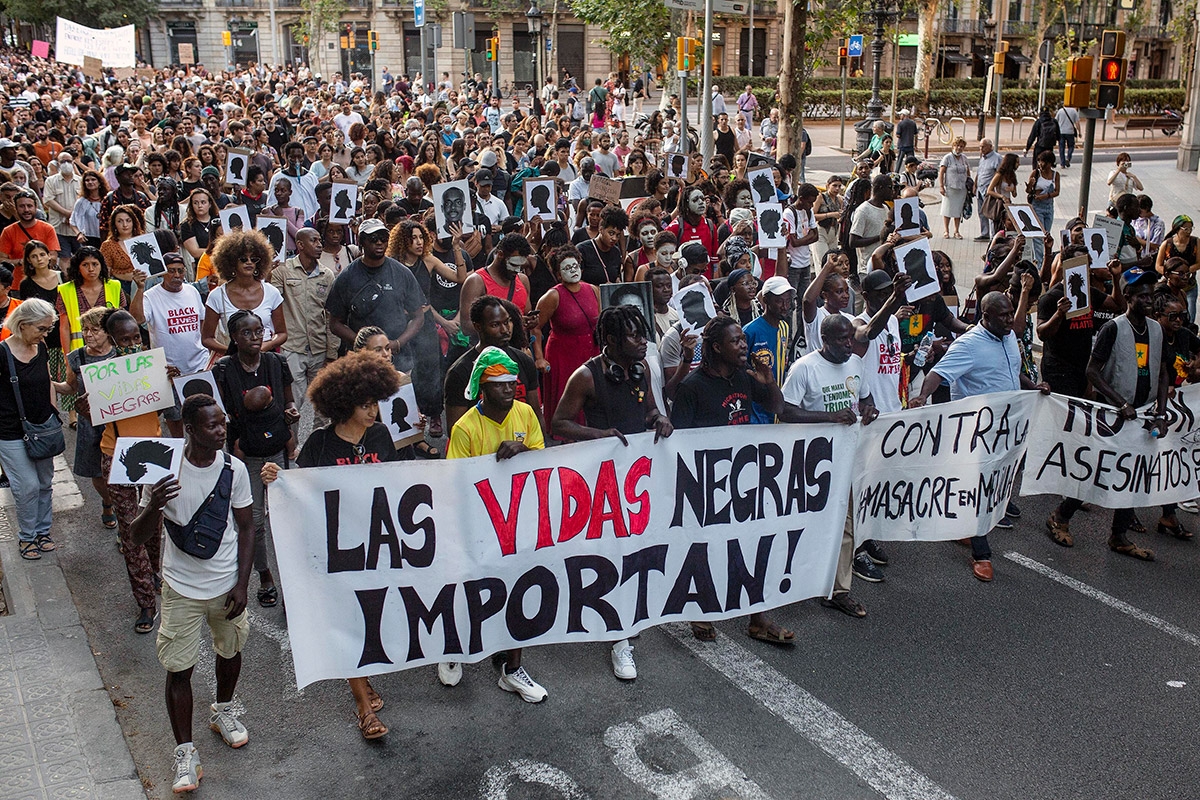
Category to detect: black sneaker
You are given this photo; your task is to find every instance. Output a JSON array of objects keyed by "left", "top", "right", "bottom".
[
  {"left": 857, "top": 539, "right": 889, "bottom": 566},
  {"left": 1006, "top": 502, "right": 1022, "bottom": 519},
  {"left": 994, "top": 515, "right": 1015, "bottom": 530},
  {"left": 0, "top": 474, "right": 9, "bottom": 488},
  {"left": 852, "top": 552, "right": 885, "bottom": 583}
]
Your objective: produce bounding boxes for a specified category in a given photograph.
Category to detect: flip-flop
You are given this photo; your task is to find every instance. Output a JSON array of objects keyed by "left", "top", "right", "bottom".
[
  {"left": 134, "top": 607, "right": 156, "bottom": 634},
  {"left": 747, "top": 621, "right": 795, "bottom": 645},
  {"left": 357, "top": 710, "right": 388, "bottom": 740},
  {"left": 101, "top": 505, "right": 117, "bottom": 530}
]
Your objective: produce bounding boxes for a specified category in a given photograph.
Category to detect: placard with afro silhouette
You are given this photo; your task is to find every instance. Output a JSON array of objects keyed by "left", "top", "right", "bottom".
[
  {"left": 329, "top": 180, "right": 358, "bottom": 225},
  {"left": 755, "top": 201, "right": 787, "bottom": 249},
  {"left": 256, "top": 215, "right": 288, "bottom": 263},
  {"left": 378, "top": 375, "right": 422, "bottom": 447},
  {"left": 894, "top": 237, "right": 939, "bottom": 302},
  {"left": 523, "top": 178, "right": 558, "bottom": 222},
  {"left": 747, "top": 167, "right": 777, "bottom": 210},
  {"left": 123, "top": 232, "right": 166, "bottom": 276},
  {"left": 108, "top": 437, "right": 184, "bottom": 485},
  {"left": 172, "top": 370, "right": 226, "bottom": 413},
  {"left": 1061, "top": 255, "right": 1092, "bottom": 320}
]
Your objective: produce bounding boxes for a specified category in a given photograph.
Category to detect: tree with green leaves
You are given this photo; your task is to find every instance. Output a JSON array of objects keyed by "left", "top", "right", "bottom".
[
  {"left": 3, "top": 0, "right": 156, "bottom": 31},
  {"left": 569, "top": 0, "right": 671, "bottom": 72},
  {"left": 291, "top": 0, "right": 350, "bottom": 67}
]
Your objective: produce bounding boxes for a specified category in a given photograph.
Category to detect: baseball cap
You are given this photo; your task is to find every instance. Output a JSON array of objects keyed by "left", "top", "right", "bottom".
[
  {"left": 1121, "top": 267, "right": 1157, "bottom": 288},
  {"left": 359, "top": 218, "right": 388, "bottom": 237},
  {"left": 479, "top": 150, "right": 498, "bottom": 168},
  {"left": 862, "top": 270, "right": 895, "bottom": 292},
  {"left": 163, "top": 252, "right": 186, "bottom": 266},
  {"left": 761, "top": 276, "right": 794, "bottom": 296},
  {"left": 474, "top": 168, "right": 493, "bottom": 185},
  {"left": 115, "top": 162, "right": 139, "bottom": 174},
  {"left": 899, "top": 108, "right": 911, "bottom": 116},
  {"left": 201, "top": 166, "right": 221, "bottom": 179},
  {"left": 904, "top": 156, "right": 921, "bottom": 166},
  {"left": 0, "top": 138, "right": 16, "bottom": 150}
]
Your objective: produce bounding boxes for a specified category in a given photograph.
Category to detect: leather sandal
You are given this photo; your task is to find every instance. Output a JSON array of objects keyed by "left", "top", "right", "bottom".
[{"left": 1046, "top": 514, "right": 1074, "bottom": 547}]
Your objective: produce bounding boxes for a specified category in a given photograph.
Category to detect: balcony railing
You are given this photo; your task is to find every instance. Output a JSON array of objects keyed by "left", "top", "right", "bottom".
[{"left": 941, "top": 18, "right": 985, "bottom": 34}]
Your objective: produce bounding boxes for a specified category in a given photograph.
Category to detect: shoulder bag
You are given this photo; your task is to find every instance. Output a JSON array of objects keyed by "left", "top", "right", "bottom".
[
  {"left": 164, "top": 452, "right": 233, "bottom": 560},
  {"left": 3, "top": 342, "right": 64, "bottom": 460}
]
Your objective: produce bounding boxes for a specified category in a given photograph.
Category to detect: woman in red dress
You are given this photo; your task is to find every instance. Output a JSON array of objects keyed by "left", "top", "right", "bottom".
[{"left": 532, "top": 245, "right": 599, "bottom": 434}]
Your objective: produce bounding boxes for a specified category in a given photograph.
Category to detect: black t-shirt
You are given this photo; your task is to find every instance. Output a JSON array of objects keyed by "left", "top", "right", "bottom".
[
  {"left": 1163, "top": 328, "right": 1200, "bottom": 388},
  {"left": 0, "top": 342, "right": 53, "bottom": 440},
  {"left": 395, "top": 197, "right": 434, "bottom": 217},
  {"left": 1037, "top": 283, "right": 1095, "bottom": 379},
  {"left": 179, "top": 218, "right": 215, "bottom": 251},
  {"left": 578, "top": 238, "right": 622, "bottom": 285},
  {"left": 1092, "top": 318, "right": 1171, "bottom": 407},
  {"left": 571, "top": 227, "right": 597, "bottom": 246},
  {"left": 445, "top": 345, "right": 539, "bottom": 410},
  {"left": 297, "top": 423, "right": 404, "bottom": 467},
  {"left": 213, "top": 352, "right": 295, "bottom": 452},
  {"left": 325, "top": 257, "right": 428, "bottom": 344},
  {"left": 670, "top": 367, "right": 773, "bottom": 428}
]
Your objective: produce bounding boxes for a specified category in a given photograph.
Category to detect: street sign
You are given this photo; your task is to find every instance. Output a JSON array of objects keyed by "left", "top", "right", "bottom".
[
  {"left": 848, "top": 35, "right": 864, "bottom": 58},
  {"left": 452, "top": 12, "right": 475, "bottom": 49},
  {"left": 663, "top": 0, "right": 748, "bottom": 14},
  {"left": 414, "top": 0, "right": 425, "bottom": 28}
]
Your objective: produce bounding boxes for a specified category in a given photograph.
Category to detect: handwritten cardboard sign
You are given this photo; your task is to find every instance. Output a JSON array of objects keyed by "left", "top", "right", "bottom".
[
  {"left": 587, "top": 174, "right": 621, "bottom": 205},
  {"left": 79, "top": 347, "right": 174, "bottom": 425}
]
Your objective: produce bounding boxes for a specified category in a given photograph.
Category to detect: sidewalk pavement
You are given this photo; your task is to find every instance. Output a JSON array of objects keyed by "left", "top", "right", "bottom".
[{"left": 0, "top": 466, "right": 145, "bottom": 800}]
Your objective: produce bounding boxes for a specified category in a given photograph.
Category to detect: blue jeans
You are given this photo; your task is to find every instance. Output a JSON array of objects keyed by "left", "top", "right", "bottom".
[
  {"left": 0, "top": 438, "right": 54, "bottom": 543},
  {"left": 1059, "top": 134, "right": 1076, "bottom": 166},
  {"left": 1032, "top": 199, "right": 1055, "bottom": 232}
]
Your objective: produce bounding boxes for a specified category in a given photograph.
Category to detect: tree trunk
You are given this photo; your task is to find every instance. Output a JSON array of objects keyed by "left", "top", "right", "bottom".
[
  {"left": 912, "top": 0, "right": 938, "bottom": 97},
  {"left": 778, "top": 0, "right": 805, "bottom": 155},
  {"left": 1028, "top": 1, "right": 1055, "bottom": 89}
]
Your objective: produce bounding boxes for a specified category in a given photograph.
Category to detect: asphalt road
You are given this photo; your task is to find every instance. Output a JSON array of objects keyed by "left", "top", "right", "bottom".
[
  {"left": 803, "top": 146, "right": 1180, "bottom": 176},
  {"left": 52, "top": 430, "right": 1200, "bottom": 800}
]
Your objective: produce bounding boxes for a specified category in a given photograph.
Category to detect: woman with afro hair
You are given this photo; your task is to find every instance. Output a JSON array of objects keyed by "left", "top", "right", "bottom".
[{"left": 201, "top": 230, "right": 287, "bottom": 356}]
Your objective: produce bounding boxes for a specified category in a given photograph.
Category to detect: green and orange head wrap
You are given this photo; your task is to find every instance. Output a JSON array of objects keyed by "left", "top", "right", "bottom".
[{"left": 466, "top": 346, "right": 520, "bottom": 400}]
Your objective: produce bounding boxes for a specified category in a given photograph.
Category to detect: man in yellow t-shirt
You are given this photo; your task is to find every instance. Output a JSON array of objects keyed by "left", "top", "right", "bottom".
[{"left": 441, "top": 347, "right": 546, "bottom": 701}]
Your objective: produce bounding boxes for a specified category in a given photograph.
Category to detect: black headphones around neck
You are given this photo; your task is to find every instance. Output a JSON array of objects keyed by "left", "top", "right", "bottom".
[{"left": 602, "top": 348, "right": 644, "bottom": 384}]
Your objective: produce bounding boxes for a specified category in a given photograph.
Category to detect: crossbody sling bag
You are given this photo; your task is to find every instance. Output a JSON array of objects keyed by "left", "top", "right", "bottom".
[{"left": 164, "top": 452, "right": 233, "bottom": 560}]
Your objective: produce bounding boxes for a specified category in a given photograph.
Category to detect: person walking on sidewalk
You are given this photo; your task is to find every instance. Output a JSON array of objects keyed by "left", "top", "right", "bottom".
[
  {"left": 1023, "top": 107, "right": 1059, "bottom": 168},
  {"left": 131, "top": 394, "right": 255, "bottom": 794},
  {"left": 974, "top": 139, "right": 1001, "bottom": 241},
  {"left": 1055, "top": 104, "right": 1079, "bottom": 168}
]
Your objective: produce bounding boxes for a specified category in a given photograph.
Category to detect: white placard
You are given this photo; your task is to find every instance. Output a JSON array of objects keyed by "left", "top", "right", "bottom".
[
  {"left": 755, "top": 202, "right": 787, "bottom": 250},
  {"left": 256, "top": 215, "right": 288, "bottom": 262},
  {"left": 431, "top": 179, "right": 474, "bottom": 239},
  {"left": 55, "top": 18, "right": 136, "bottom": 68},
  {"left": 172, "top": 370, "right": 226, "bottom": 413},
  {"left": 1008, "top": 204, "right": 1043, "bottom": 236},
  {"left": 667, "top": 282, "right": 717, "bottom": 335},
  {"left": 894, "top": 237, "right": 939, "bottom": 302},
  {"left": 379, "top": 378, "right": 422, "bottom": 447},
  {"left": 523, "top": 178, "right": 558, "bottom": 222},
  {"left": 123, "top": 232, "right": 166, "bottom": 276},
  {"left": 747, "top": 167, "right": 776, "bottom": 209},
  {"left": 664, "top": 153, "right": 690, "bottom": 181},
  {"left": 108, "top": 438, "right": 184, "bottom": 486},
  {"left": 225, "top": 148, "right": 250, "bottom": 187},
  {"left": 328, "top": 180, "right": 358, "bottom": 224},
  {"left": 894, "top": 196, "right": 921, "bottom": 236},
  {"left": 219, "top": 205, "right": 251, "bottom": 234},
  {"left": 1082, "top": 227, "right": 1111, "bottom": 269},
  {"left": 79, "top": 347, "right": 174, "bottom": 425}
]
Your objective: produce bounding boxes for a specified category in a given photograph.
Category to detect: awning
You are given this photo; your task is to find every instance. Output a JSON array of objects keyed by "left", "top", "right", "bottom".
[
  {"left": 1008, "top": 52, "right": 1033, "bottom": 64},
  {"left": 941, "top": 52, "right": 973, "bottom": 64},
  {"left": 897, "top": 34, "right": 920, "bottom": 47}
]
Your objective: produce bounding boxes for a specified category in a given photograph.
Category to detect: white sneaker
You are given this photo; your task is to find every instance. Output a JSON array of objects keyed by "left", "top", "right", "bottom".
[
  {"left": 171, "top": 743, "right": 202, "bottom": 793},
  {"left": 1179, "top": 500, "right": 1199, "bottom": 514},
  {"left": 437, "top": 661, "right": 462, "bottom": 687},
  {"left": 611, "top": 641, "right": 637, "bottom": 680},
  {"left": 498, "top": 665, "right": 548, "bottom": 703},
  {"left": 209, "top": 702, "right": 248, "bottom": 748}
]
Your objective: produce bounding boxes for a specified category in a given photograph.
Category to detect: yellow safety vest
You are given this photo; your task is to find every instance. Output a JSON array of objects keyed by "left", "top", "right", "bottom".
[{"left": 58, "top": 280, "right": 122, "bottom": 351}]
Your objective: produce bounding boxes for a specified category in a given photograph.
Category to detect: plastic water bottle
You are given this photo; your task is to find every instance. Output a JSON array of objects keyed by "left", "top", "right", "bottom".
[{"left": 912, "top": 331, "right": 935, "bottom": 368}]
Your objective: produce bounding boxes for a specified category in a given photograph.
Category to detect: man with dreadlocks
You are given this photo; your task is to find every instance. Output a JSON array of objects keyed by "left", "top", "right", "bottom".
[
  {"left": 552, "top": 305, "right": 674, "bottom": 681},
  {"left": 669, "top": 315, "right": 795, "bottom": 646},
  {"left": 441, "top": 346, "right": 549, "bottom": 702}
]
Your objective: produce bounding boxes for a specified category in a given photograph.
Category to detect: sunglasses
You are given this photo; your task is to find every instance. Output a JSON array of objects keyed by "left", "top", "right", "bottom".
[{"left": 1165, "top": 311, "right": 1190, "bottom": 321}]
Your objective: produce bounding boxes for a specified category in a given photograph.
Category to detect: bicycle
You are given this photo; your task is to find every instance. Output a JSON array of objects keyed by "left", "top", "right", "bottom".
[{"left": 918, "top": 117, "right": 953, "bottom": 158}]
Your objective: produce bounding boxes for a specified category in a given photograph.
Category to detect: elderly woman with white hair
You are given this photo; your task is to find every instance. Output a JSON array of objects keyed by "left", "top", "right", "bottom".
[
  {"left": 0, "top": 298, "right": 62, "bottom": 560},
  {"left": 101, "top": 145, "right": 126, "bottom": 191}
]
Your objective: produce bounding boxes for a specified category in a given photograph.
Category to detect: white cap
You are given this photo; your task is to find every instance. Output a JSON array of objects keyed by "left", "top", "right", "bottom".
[{"left": 761, "top": 276, "right": 794, "bottom": 296}]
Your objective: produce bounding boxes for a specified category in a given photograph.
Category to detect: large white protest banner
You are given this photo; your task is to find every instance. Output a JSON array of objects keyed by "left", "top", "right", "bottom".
[
  {"left": 55, "top": 18, "right": 137, "bottom": 69},
  {"left": 271, "top": 423, "right": 857, "bottom": 688},
  {"left": 852, "top": 391, "right": 1040, "bottom": 542},
  {"left": 1024, "top": 385, "right": 1200, "bottom": 507},
  {"left": 79, "top": 347, "right": 174, "bottom": 425}
]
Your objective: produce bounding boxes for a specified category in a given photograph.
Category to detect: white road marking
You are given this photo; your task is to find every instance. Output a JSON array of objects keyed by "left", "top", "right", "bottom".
[
  {"left": 663, "top": 624, "right": 959, "bottom": 800},
  {"left": 605, "top": 708, "right": 773, "bottom": 800},
  {"left": 1004, "top": 551, "right": 1200, "bottom": 648},
  {"left": 1167, "top": 681, "right": 1187, "bottom": 688},
  {"left": 480, "top": 759, "right": 590, "bottom": 800}
]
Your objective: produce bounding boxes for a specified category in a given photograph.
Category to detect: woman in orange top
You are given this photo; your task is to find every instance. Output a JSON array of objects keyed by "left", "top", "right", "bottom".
[{"left": 99, "top": 205, "right": 144, "bottom": 295}]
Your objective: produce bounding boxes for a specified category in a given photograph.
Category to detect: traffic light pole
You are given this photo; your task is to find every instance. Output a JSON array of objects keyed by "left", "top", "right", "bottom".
[
  {"left": 839, "top": 63, "right": 848, "bottom": 150},
  {"left": 679, "top": 70, "right": 689, "bottom": 155},
  {"left": 1076, "top": 108, "right": 1105, "bottom": 219}
]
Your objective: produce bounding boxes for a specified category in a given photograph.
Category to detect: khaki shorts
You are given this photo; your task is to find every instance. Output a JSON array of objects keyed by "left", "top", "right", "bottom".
[{"left": 156, "top": 581, "right": 249, "bottom": 673}]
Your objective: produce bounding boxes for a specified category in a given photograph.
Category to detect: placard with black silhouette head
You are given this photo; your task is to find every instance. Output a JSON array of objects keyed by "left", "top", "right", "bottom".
[
  {"left": 747, "top": 167, "right": 777, "bottom": 210},
  {"left": 523, "top": 178, "right": 558, "bottom": 222},
  {"left": 1082, "top": 227, "right": 1110, "bottom": 269},
  {"left": 1061, "top": 255, "right": 1092, "bottom": 320},
  {"left": 667, "top": 281, "right": 717, "bottom": 336},
  {"left": 1007, "top": 204, "right": 1043, "bottom": 237},
  {"left": 1091, "top": 213, "right": 1124, "bottom": 255},
  {"left": 379, "top": 376, "right": 422, "bottom": 447},
  {"left": 328, "top": 180, "right": 358, "bottom": 225},
  {"left": 172, "top": 370, "right": 226, "bottom": 413},
  {"left": 256, "top": 215, "right": 288, "bottom": 263},
  {"left": 664, "top": 153, "right": 689, "bottom": 180},
  {"left": 432, "top": 179, "right": 474, "bottom": 240},
  {"left": 108, "top": 437, "right": 184, "bottom": 485},
  {"left": 219, "top": 205, "right": 251, "bottom": 235},
  {"left": 123, "top": 232, "right": 166, "bottom": 276},
  {"left": 756, "top": 201, "right": 787, "bottom": 249},
  {"left": 895, "top": 237, "right": 939, "bottom": 302},
  {"left": 225, "top": 148, "right": 251, "bottom": 187},
  {"left": 894, "top": 196, "right": 921, "bottom": 236},
  {"left": 601, "top": 282, "right": 655, "bottom": 333}
]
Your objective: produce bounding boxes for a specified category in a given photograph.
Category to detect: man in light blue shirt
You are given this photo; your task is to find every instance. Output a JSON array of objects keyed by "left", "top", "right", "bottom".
[{"left": 909, "top": 291, "right": 1049, "bottom": 582}]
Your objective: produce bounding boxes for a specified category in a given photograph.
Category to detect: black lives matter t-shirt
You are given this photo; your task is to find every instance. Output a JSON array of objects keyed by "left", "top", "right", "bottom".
[{"left": 670, "top": 367, "right": 774, "bottom": 429}]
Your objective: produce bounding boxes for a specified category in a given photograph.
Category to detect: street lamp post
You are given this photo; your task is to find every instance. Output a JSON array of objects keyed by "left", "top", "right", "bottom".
[
  {"left": 526, "top": 0, "right": 543, "bottom": 115},
  {"left": 853, "top": 0, "right": 896, "bottom": 153}
]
